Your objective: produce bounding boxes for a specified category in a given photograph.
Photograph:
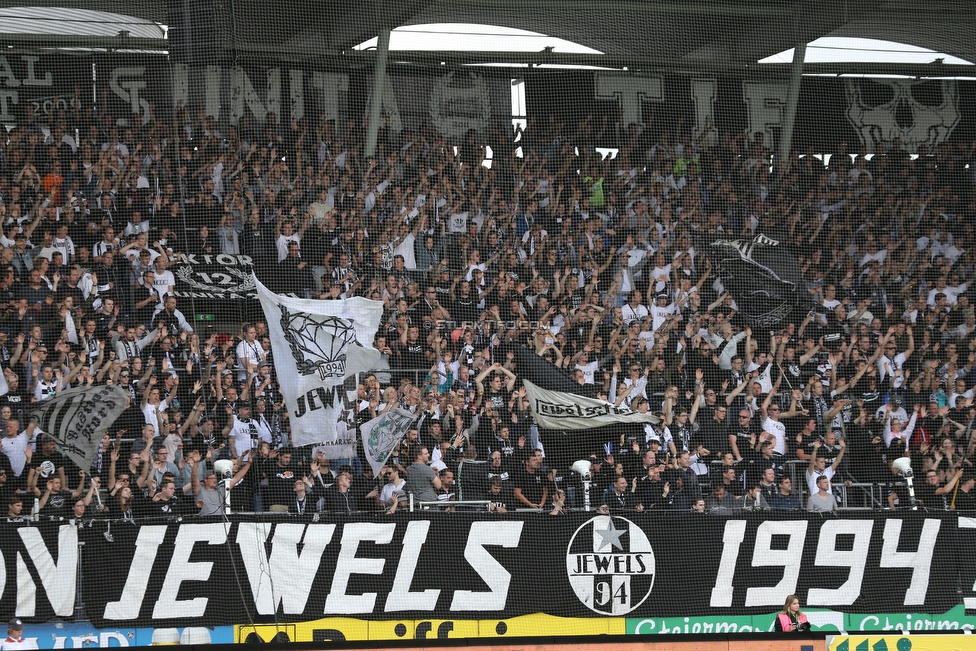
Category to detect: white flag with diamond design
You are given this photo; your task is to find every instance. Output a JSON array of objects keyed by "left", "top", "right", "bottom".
[{"left": 255, "top": 275, "right": 383, "bottom": 449}]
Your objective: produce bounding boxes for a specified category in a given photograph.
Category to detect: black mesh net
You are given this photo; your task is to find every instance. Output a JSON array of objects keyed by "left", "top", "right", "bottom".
[{"left": 0, "top": 1, "right": 974, "bottom": 645}]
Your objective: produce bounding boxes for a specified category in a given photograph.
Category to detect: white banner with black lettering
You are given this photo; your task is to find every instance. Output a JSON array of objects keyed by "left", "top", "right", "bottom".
[
  {"left": 29, "top": 384, "right": 129, "bottom": 473},
  {"left": 254, "top": 276, "right": 382, "bottom": 448},
  {"left": 522, "top": 379, "right": 658, "bottom": 430}
]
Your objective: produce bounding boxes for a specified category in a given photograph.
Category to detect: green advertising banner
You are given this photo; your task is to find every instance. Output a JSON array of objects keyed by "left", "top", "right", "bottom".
[{"left": 627, "top": 605, "right": 976, "bottom": 636}]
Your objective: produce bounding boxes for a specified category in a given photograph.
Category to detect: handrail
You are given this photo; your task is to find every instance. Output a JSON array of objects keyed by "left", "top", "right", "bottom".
[{"left": 411, "top": 500, "right": 492, "bottom": 511}]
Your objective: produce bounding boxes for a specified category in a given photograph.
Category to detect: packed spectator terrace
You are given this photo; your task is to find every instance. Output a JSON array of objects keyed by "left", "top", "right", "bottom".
[{"left": 1, "top": 89, "right": 975, "bottom": 523}]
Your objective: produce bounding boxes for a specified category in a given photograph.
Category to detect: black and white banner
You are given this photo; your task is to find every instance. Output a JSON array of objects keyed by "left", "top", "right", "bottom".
[
  {"left": 522, "top": 379, "right": 657, "bottom": 431},
  {"left": 172, "top": 253, "right": 256, "bottom": 302},
  {"left": 512, "top": 346, "right": 658, "bottom": 431},
  {"left": 1, "top": 512, "right": 964, "bottom": 628},
  {"left": 255, "top": 276, "right": 382, "bottom": 449},
  {"left": 30, "top": 385, "right": 128, "bottom": 473}
]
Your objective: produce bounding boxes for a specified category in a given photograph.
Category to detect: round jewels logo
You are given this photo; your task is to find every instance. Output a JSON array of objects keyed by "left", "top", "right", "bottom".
[{"left": 566, "top": 515, "right": 655, "bottom": 615}]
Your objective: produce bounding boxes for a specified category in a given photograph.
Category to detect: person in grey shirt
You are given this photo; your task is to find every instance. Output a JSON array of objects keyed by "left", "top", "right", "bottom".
[
  {"left": 188, "top": 453, "right": 252, "bottom": 515},
  {"left": 404, "top": 447, "right": 441, "bottom": 505},
  {"left": 807, "top": 475, "right": 838, "bottom": 512}
]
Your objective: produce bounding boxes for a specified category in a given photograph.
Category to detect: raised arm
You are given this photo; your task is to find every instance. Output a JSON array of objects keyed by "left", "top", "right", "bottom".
[{"left": 830, "top": 438, "right": 847, "bottom": 472}]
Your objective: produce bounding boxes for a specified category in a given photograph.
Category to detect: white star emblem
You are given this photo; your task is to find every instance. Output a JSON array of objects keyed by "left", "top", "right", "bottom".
[{"left": 595, "top": 518, "right": 625, "bottom": 551}]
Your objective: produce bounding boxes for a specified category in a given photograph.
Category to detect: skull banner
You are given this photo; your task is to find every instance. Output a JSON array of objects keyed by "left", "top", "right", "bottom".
[
  {"left": 255, "top": 276, "right": 383, "bottom": 449},
  {"left": 846, "top": 79, "right": 960, "bottom": 154}
]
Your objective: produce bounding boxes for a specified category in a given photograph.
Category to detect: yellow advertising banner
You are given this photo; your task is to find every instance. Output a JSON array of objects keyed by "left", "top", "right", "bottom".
[{"left": 236, "top": 613, "right": 625, "bottom": 643}]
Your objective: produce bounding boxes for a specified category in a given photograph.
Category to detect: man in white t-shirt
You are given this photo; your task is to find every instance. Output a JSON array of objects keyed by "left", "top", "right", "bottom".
[
  {"left": 877, "top": 328, "right": 914, "bottom": 389},
  {"left": 276, "top": 220, "right": 305, "bottom": 262},
  {"left": 152, "top": 255, "right": 176, "bottom": 302},
  {"left": 235, "top": 324, "right": 265, "bottom": 380},
  {"left": 123, "top": 232, "right": 160, "bottom": 266},
  {"left": 378, "top": 466, "right": 407, "bottom": 513},
  {"left": 805, "top": 438, "right": 846, "bottom": 496},
  {"left": 874, "top": 393, "right": 908, "bottom": 423},
  {"left": 51, "top": 224, "right": 75, "bottom": 265},
  {"left": 649, "top": 293, "right": 675, "bottom": 332},
  {"left": 573, "top": 348, "right": 599, "bottom": 384},
  {"left": 761, "top": 395, "right": 788, "bottom": 456},
  {"left": 223, "top": 402, "right": 256, "bottom": 458},
  {"left": 1, "top": 419, "right": 35, "bottom": 478},
  {"left": 392, "top": 220, "right": 420, "bottom": 269},
  {"left": 621, "top": 291, "right": 649, "bottom": 325}
]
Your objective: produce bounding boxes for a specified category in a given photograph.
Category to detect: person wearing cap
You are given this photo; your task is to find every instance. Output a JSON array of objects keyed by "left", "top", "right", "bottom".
[
  {"left": 188, "top": 452, "right": 253, "bottom": 516},
  {"left": 251, "top": 398, "right": 273, "bottom": 446},
  {"left": 875, "top": 393, "right": 908, "bottom": 423},
  {"left": 223, "top": 400, "right": 257, "bottom": 459},
  {"left": 1, "top": 618, "right": 27, "bottom": 650},
  {"left": 26, "top": 431, "right": 65, "bottom": 497}
]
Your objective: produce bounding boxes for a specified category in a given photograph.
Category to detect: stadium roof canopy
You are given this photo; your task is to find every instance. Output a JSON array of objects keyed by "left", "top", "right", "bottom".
[{"left": 3, "top": 0, "right": 975, "bottom": 77}]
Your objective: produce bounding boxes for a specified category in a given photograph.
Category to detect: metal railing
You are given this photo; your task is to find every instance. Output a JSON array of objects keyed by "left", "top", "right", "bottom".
[{"left": 409, "top": 496, "right": 492, "bottom": 511}]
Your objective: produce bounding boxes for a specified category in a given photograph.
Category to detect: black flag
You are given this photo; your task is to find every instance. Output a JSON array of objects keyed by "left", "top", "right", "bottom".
[{"left": 700, "top": 231, "right": 809, "bottom": 328}]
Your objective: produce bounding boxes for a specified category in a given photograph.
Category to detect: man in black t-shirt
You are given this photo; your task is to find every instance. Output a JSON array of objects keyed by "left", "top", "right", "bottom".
[
  {"left": 397, "top": 326, "right": 428, "bottom": 369},
  {"left": 475, "top": 362, "right": 516, "bottom": 420},
  {"left": 512, "top": 449, "right": 548, "bottom": 509},
  {"left": 38, "top": 475, "right": 73, "bottom": 517},
  {"left": 265, "top": 447, "right": 303, "bottom": 512},
  {"left": 954, "top": 473, "right": 976, "bottom": 511},
  {"left": 916, "top": 466, "right": 963, "bottom": 511},
  {"left": 144, "top": 480, "right": 189, "bottom": 517}
]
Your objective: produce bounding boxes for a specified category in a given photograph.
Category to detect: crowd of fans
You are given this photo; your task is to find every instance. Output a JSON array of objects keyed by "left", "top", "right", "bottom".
[{"left": 1, "top": 88, "right": 976, "bottom": 522}]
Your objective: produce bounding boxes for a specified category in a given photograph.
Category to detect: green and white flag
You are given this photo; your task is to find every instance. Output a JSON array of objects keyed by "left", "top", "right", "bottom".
[{"left": 362, "top": 407, "right": 419, "bottom": 475}]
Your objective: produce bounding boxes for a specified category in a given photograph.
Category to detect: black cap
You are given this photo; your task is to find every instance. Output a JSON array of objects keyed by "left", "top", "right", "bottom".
[{"left": 8, "top": 618, "right": 22, "bottom": 630}]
